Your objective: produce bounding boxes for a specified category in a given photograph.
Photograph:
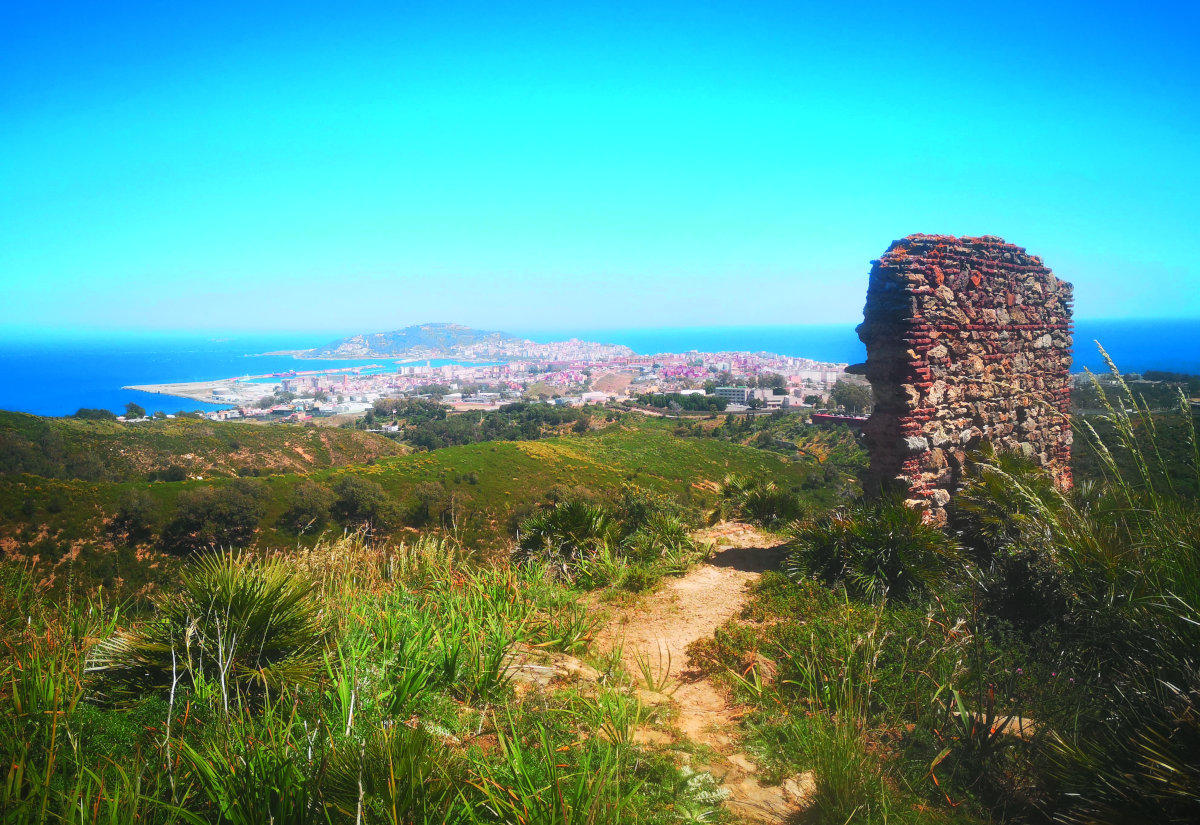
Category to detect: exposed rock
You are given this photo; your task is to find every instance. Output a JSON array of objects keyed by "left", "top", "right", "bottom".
[
  {"left": 634, "top": 688, "right": 674, "bottom": 707},
  {"left": 781, "top": 771, "right": 817, "bottom": 808},
  {"left": 504, "top": 646, "right": 604, "bottom": 694}
]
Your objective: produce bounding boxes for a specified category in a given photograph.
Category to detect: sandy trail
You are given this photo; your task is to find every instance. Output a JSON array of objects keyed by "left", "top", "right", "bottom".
[{"left": 597, "top": 523, "right": 811, "bottom": 822}]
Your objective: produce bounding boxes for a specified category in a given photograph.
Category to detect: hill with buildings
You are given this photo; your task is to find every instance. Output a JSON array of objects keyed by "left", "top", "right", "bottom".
[
  {"left": 307, "top": 322, "right": 522, "bottom": 358},
  {"left": 305, "top": 321, "right": 634, "bottom": 361}
]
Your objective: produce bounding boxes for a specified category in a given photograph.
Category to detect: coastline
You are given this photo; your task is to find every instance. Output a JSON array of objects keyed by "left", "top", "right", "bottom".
[{"left": 123, "top": 378, "right": 279, "bottom": 406}]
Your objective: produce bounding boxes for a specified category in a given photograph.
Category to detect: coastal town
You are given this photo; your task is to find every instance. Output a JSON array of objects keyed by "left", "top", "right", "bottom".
[{"left": 126, "top": 338, "right": 853, "bottom": 424}]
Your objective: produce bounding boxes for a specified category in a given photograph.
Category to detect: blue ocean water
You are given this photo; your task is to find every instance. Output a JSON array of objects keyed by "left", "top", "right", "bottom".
[
  {"left": 0, "top": 332, "right": 464, "bottom": 417},
  {"left": 0, "top": 319, "right": 1196, "bottom": 417}
]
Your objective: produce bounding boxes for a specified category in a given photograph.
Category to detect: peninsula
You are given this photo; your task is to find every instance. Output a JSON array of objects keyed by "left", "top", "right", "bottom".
[{"left": 303, "top": 322, "right": 634, "bottom": 362}]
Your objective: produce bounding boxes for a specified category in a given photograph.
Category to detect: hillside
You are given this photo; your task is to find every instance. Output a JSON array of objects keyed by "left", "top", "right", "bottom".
[
  {"left": 307, "top": 322, "right": 522, "bottom": 358},
  {"left": 0, "top": 411, "right": 405, "bottom": 482},
  {"left": 0, "top": 418, "right": 855, "bottom": 591}
]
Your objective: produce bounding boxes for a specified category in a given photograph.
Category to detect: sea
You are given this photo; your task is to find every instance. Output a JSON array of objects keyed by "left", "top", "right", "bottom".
[{"left": 0, "top": 319, "right": 1196, "bottom": 417}]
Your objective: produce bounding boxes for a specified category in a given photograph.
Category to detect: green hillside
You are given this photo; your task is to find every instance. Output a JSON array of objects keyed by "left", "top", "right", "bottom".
[
  {"left": 0, "top": 411, "right": 404, "bottom": 482},
  {"left": 0, "top": 418, "right": 857, "bottom": 592}
]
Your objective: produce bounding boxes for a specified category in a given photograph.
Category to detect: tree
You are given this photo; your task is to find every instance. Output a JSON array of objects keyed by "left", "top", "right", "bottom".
[
  {"left": 73, "top": 408, "right": 117, "bottom": 421},
  {"left": 110, "top": 489, "right": 158, "bottom": 542},
  {"left": 372, "top": 397, "right": 401, "bottom": 417},
  {"left": 406, "top": 481, "right": 450, "bottom": 527},
  {"left": 831, "top": 379, "right": 873, "bottom": 413},
  {"left": 330, "top": 475, "right": 399, "bottom": 534},
  {"left": 279, "top": 480, "right": 335, "bottom": 533},
  {"left": 151, "top": 464, "right": 188, "bottom": 482},
  {"left": 124, "top": 402, "right": 146, "bottom": 419},
  {"left": 161, "top": 480, "right": 267, "bottom": 554}
]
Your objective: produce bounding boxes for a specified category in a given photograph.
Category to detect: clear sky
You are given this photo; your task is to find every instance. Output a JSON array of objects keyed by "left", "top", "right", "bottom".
[{"left": 2, "top": 1, "right": 1197, "bottom": 334}]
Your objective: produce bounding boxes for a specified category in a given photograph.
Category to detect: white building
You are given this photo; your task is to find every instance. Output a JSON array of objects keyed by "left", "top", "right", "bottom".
[{"left": 714, "top": 386, "right": 754, "bottom": 404}]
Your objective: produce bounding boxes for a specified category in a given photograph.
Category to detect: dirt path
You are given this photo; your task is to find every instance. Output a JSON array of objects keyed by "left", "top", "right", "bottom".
[{"left": 597, "top": 523, "right": 813, "bottom": 822}]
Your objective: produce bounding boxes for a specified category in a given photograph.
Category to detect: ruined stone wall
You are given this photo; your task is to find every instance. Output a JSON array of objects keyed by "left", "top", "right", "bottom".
[{"left": 857, "top": 234, "right": 1073, "bottom": 521}]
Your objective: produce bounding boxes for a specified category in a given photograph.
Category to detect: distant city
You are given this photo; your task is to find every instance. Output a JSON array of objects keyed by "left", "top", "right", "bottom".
[{"left": 125, "top": 323, "right": 852, "bottom": 424}]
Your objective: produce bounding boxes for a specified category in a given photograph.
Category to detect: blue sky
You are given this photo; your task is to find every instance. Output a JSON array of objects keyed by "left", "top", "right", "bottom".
[{"left": 2, "top": 1, "right": 1197, "bottom": 334}]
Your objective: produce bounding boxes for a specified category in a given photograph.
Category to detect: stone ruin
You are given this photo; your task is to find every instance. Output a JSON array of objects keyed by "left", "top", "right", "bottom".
[{"left": 856, "top": 234, "right": 1073, "bottom": 522}]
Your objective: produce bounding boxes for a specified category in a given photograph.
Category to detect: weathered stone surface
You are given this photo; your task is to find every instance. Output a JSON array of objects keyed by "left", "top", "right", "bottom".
[{"left": 857, "top": 234, "right": 1073, "bottom": 523}]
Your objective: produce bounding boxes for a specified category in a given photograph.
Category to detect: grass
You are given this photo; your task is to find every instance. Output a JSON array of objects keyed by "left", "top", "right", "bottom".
[
  {"left": 683, "top": 352, "right": 1200, "bottom": 825},
  {"left": 1, "top": 417, "right": 828, "bottom": 594},
  {"left": 0, "top": 410, "right": 404, "bottom": 482},
  {"left": 0, "top": 532, "right": 727, "bottom": 825}
]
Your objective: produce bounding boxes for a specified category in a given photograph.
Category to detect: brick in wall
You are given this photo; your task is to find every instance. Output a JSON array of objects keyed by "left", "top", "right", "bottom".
[{"left": 856, "top": 234, "right": 1073, "bottom": 522}]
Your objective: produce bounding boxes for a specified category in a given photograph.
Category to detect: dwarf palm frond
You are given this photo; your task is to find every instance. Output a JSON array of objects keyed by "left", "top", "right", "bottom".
[{"left": 89, "top": 551, "right": 329, "bottom": 704}]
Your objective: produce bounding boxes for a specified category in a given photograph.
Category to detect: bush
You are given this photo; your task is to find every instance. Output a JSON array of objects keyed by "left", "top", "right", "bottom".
[
  {"left": 151, "top": 463, "right": 188, "bottom": 482},
  {"left": 784, "top": 498, "right": 960, "bottom": 602},
  {"left": 160, "top": 479, "right": 266, "bottom": 554},
  {"left": 405, "top": 481, "right": 450, "bottom": 527},
  {"left": 72, "top": 407, "right": 117, "bottom": 421},
  {"left": 330, "top": 475, "right": 399, "bottom": 534},
  {"left": 711, "top": 474, "right": 810, "bottom": 526},
  {"left": 109, "top": 489, "right": 159, "bottom": 542},
  {"left": 89, "top": 552, "right": 329, "bottom": 701},
  {"left": 949, "top": 446, "right": 1072, "bottom": 632},
  {"left": 278, "top": 479, "right": 335, "bottom": 534},
  {"left": 517, "top": 500, "right": 616, "bottom": 572}
]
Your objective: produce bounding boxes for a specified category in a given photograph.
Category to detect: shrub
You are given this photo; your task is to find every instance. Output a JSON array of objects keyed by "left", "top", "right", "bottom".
[
  {"left": 72, "top": 407, "right": 117, "bottom": 421},
  {"left": 109, "top": 489, "right": 159, "bottom": 542},
  {"left": 89, "top": 552, "right": 329, "bottom": 702},
  {"left": 949, "top": 445, "right": 1072, "bottom": 632},
  {"left": 151, "top": 463, "right": 188, "bottom": 482},
  {"left": 405, "top": 481, "right": 450, "bottom": 527},
  {"left": 784, "top": 498, "right": 960, "bottom": 602},
  {"left": 279, "top": 479, "right": 335, "bottom": 533},
  {"left": 942, "top": 354, "right": 1200, "bottom": 823},
  {"left": 517, "top": 500, "right": 616, "bottom": 574},
  {"left": 160, "top": 479, "right": 266, "bottom": 554},
  {"left": 330, "top": 475, "right": 399, "bottom": 534},
  {"left": 711, "top": 474, "right": 809, "bottom": 526}
]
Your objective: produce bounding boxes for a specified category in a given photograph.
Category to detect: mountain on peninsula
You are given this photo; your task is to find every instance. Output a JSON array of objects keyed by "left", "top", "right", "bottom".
[{"left": 306, "top": 323, "right": 528, "bottom": 359}]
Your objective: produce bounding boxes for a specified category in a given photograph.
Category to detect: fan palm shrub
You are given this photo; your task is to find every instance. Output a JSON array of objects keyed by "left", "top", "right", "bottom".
[
  {"left": 949, "top": 351, "right": 1200, "bottom": 823},
  {"left": 784, "top": 498, "right": 961, "bottom": 602},
  {"left": 516, "top": 500, "right": 617, "bottom": 573},
  {"left": 710, "top": 474, "right": 809, "bottom": 526},
  {"left": 323, "top": 724, "right": 461, "bottom": 825},
  {"left": 949, "top": 444, "right": 1073, "bottom": 632},
  {"left": 89, "top": 552, "right": 330, "bottom": 706}
]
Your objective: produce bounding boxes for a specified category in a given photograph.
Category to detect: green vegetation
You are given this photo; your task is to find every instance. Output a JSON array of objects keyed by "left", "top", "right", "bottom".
[
  {"left": 2, "top": 534, "right": 722, "bottom": 824},
  {"left": 635, "top": 392, "right": 728, "bottom": 412},
  {"left": 676, "top": 409, "right": 864, "bottom": 467},
  {"left": 159, "top": 480, "right": 268, "bottom": 555},
  {"left": 10, "top": 350, "right": 1198, "bottom": 824},
  {"left": 690, "top": 362, "right": 1200, "bottom": 824},
  {"left": 1072, "top": 369, "right": 1200, "bottom": 410},
  {"left": 71, "top": 407, "right": 118, "bottom": 421},
  {"left": 0, "top": 417, "right": 835, "bottom": 591},
  {"left": 0, "top": 411, "right": 403, "bottom": 482},
  {"left": 517, "top": 486, "right": 708, "bottom": 592},
  {"left": 829, "top": 378, "right": 872, "bottom": 413},
  {"left": 350, "top": 399, "right": 597, "bottom": 449},
  {"left": 708, "top": 474, "right": 813, "bottom": 526}
]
